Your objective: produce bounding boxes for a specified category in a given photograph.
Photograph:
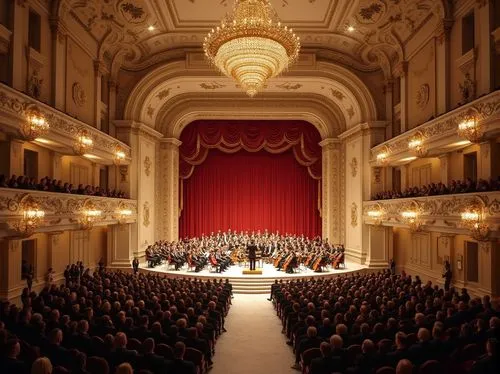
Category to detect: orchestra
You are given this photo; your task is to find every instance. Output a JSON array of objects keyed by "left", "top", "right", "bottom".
[{"left": 145, "top": 230, "right": 345, "bottom": 273}]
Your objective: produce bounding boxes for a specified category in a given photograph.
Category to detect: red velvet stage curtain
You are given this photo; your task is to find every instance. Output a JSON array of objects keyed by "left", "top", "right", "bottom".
[{"left": 179, "top": 149, "right": 321, "bottom": 238}]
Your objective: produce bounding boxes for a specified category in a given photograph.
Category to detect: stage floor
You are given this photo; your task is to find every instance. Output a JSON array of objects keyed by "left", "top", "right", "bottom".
[{"left": 142, "top": 260, "right": 367, "bottom": 280}]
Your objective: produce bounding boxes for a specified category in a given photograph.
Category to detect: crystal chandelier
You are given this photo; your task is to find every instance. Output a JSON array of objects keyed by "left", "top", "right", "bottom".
[
  {"left": 74, "top": 128, "right": 94, "bottom": 156},
  {"left": 408, "top": 132, "right": 427, "bottom": 157},
  {"left": 203, "top": 0, "right": 300, "bottom": 97},
  {"left": 401, "top": 210, "right": 423, "bottom": 232},
  {"left": 461, "top": 209, "right": 490, "bottom": 241},
  {"left": 20, "top": 107, "right": 49, "bottom": 141},
  {"left": 9, "top": 196, "right": 45, "bottom": 237},
  {"left": 79, "top": 209, "right": 102, "bottom": 230},
  {"left": 367, "top": 205, "right": 384, "bottom": 226},
  {"left": 457, "top": 114, "right": 482, "bottom": 143}
]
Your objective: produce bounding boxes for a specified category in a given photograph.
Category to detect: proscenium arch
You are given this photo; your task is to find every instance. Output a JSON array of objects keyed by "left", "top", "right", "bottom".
[
  {"left": 123, "top": 59, "right": 379, "bottom": 138},
  {"left": 156, "top": 94, "right": 344, "bottom": 140}
]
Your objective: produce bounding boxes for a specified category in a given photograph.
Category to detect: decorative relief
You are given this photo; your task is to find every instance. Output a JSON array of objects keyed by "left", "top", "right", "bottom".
[
  {"left": 372, "top": 167, "right": 382, "bottom": 184},
  {"left": 416, "top": 84, "right": 430, "bottom": 109},
  {"left": 27, "top": 70, "right": 43, "bottom": 100},
  {"left": 350, "top": 157, "right": 358, "bottom": 177},
  {"left": 351, "top": 202, "right": 358, "bottom": 227},
  {"left": 146, "top": 105, "right": 154, "bottom": 118},
  {"left": 347, "top": 106, "right": 355, "bottom": 119},
  {"left": 143, "top": 201, "right": 150, "bottom": 227},
  {"left": 156, "top": 88, "right": 171, "bottom": 100},
  {"left": 119, "top": 165, "right": 128, "bottom": 183},
  {"left": 144, "top": 156, "right": 152, "bottom": 176},
  {"left": 72, "top": 82, "right": 87, "bottom": 107},
  {"left": 330, "top": 89, "right": 345, "bottom": 101},
  {"left": 459, "top": 73, "right": 476, "bottom": 104},
  {"left": 199, "top": 82, "right": 226, "bottom": 90},
  {"left": 276, "top": 82, "right": 303, "bottom": 90}
]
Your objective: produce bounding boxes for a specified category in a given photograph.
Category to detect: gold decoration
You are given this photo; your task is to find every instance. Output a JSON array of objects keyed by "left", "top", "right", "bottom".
[
  {"left": 79, "top": 200, "right": 102, "bottom": 230},
  {"left": 144, "top": 156, "right": 152, "bottom": 176},
  {"left": 143, "top": 201, "right": 150, "bottom": 227},
  {"left": 351, "top": 202, "right": 358, "bottom": 227},
  {"left": 460, "top": 202, "right": 490, "bottom": 241},
  {"left": 401, "top": 207, "right": 423, "bottom": 233},
  {"left": 9, "top": 195, "right": 45, "bottom": 237},
  {"left": 114, "top": 145, "right": 126, "bottom": 165},
  {"left": 350, "top": 157, "right": 358, "bottom": 177},
  {"left": 367, "top": 203, "right": 384, "bottom": 226},
  {"left": 203, "top": 0, "right": 300, "bottom": 97},
  {"left": 408, "top": 131, "right": 427, "bottom": 157},
  {"left": 73, "top": 128, "right": 94, "bottom": 156},
  {"left": 457, "top": 111, "right": 482, "bottom": 143},
  {"left": 20, "top": 106, "right": 49, "bottom": 141}
]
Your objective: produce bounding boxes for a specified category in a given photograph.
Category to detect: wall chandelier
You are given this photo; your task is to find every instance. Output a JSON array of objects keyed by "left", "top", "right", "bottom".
[
  {"left": 9, "top": 195, "right": 45, "bottom": 237},
  {"left": 408, "top": 132, "right": 427, "bottom": 157},
  {"left": 457, "top": 112, "right": 482, "bottom": 143},
  {"left": 74, "top": 128, "right": 94, "bottom": 156},
  {"left": 401, "top": 210, "right": 423, "bottom": 233},
  {"left": 114, "top": 202, "right": 133, "bottom": 224},
  {"left": 114, "top": 145, "right": 126, "bottom": 165},
  {"left": 203, "top": 0, "right": 300, "bottom": 97},
  {"left": 79, "top": 201, "right": 102, "bottom": 230},
  {"left": 461, "top": 206, "right": 490, "bottom": 241},
  {"left": 367, "top": 204, "right": 384, "bottom": 226},
  {"left": 376, "top": 147, "right": 389, "bottom": 166},
  {"left": 20, "top": 106, "right": 49, "bottom": 141}
]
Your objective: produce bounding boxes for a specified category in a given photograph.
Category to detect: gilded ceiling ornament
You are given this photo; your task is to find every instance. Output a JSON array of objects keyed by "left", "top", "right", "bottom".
[
  {"left": 156, "top": 88, "right": 171, "bottom": 100},
  {"left": 351, "top": 202, "right": 358, "bottom": 227},
  {"left": 416, "top": 84, "right": 430, "bottom": 109},
  {"left": 358, "top": 2, "right": 384, "bottom": 22},
  {"left": 120, "top": 2, "right": 146, "bottom": 23},
  {"left": 146, "top": 105, "right": 154, "bottom": 118},
  {"left": 143, "top": 201, "right": 150, "bottom": 227},
  {"left": 330, "top": 89, "right": 345, "bottom": 101},
  {"left": 276, "top": 82, "right": 303, "bottom": 90},
  {"left": 72, "top": 82, "right": 87, "bottom": 107},
  {"left": 199, "top": 82, "right": 226, "bottom": 90},
  {"left": 144, "top": 156, "right": 152, "bottom": 176},
  {"left": 350, "top": 157, "right": 358, "bottom": 178},
  {"left": 347, "top": 106, "right": 355, "bottom": 119}
]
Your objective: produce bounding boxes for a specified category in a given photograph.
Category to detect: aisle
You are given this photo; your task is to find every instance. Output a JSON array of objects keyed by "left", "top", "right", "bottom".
[{"left": 212, "top": 294, "right": 296, "bottom": 374}]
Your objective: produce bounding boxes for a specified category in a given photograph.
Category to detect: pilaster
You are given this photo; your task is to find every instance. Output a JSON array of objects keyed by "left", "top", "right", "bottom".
[
  {"left": 438, "top": 154, "right": 450, "bottom": 185},
  {"left": 11, "top": 2, "right": 28, "bottom": 91},
  {"left": 478, "top": 140, "right": 500, "bottom": 180},
  {"left": 365, "top": 226, "right": 391, "bottom": 268},
  {"left": 49, "top": 19, "right": 67, "bottom": 111},
  {"left": 435, "top": 19, "right": 454, "bottom": 115},
  {"left": 0, "top": 239, "right": 23, "bottom": 300},
  {"left": 394, "top": 62, "right": 409, "bottom": 133},
  {"left": 319, "top": 138, "right": 341, "bottom": 243},
  {"left": 160, "top": 138, "right": 182, "bottom": 242},
  {"left": 107, "top": 224, "right": 133, "bottom": 268},
  {"left": 9, "top": 138, "right": 24, "bottom": 177}
]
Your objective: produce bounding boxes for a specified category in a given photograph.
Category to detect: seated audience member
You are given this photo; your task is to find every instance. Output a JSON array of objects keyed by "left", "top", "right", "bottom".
[
  {"left": 43, "top": 328, "right": 69, "bottom": 369},
  {"left": 137, "top": 338, "right": 168, "bottom": 373},
  {"left": 352, "top": 339, "right": 381, "bottom": 374},
  {"left": 115, "top": 363, "right": 133, "bottom": 374},
  {"left": 166, "top": 342, "right": 196, "bottom": 374},
  {"left": 395, "top": 359, "right": 413, "bottom": 374},
  {"left": 31, "top": 357, "right": 53, "bottom": 374},
  {"left": 109, "top": 332, "right": 138, "bottom": 370},
  {"left": 310, "top": 341, "right": 341, "bottom": 374},
  {"left": 293, "top": 326, "right": 322, "bottom": 370},
  {"left": 470, "top": 338, "right": 500, "bottom": 374},
  {"left": 0, "top": 338, "right": 29, "bottom": 374}
]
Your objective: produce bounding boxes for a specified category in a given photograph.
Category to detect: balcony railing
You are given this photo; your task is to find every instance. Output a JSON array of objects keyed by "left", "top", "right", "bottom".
[
  {"left": 363, "top": 191, "right": 500, "bottom": 235},
  {"left": 0, "top": 83, "right": 131, "bottom": 163},
  {"left": 0, "top": 188, "right": 137, "bottom": 236},
  {"left": 370, "top": 90, "right": 500, "bottom": 165}
]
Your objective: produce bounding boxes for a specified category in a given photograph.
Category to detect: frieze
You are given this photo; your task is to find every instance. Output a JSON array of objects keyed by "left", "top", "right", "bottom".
[
  {"left": 0, "top": 83, "right": 131, "bottom": 159},
  {"left": 371, "top": 91, "right": 500, "bottom": 161},
  {"left": 0, "top": 189, "right": 138, "bottom": 232}
]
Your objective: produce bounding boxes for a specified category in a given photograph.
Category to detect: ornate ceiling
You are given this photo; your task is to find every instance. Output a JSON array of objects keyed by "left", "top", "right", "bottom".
[{"left": 53, "top": 0, "right": 450, "bottom": 77}]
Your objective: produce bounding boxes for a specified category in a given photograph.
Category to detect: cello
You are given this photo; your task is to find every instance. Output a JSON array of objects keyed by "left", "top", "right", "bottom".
[
  {"left": 312, "top": 253, "right": 323, "bottom": 272},
  {"left": 332, "top": 251, "right": 344, "bottom": 269}
]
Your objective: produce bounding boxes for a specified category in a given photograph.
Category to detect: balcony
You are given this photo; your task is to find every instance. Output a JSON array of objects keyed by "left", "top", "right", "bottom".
[
  {"left": 0, "top": 188, "right": 137, "bottom": 236},
  {"left": 0, "top": 83, "right": 131, "bottom": 164},
  {"left": 363, "top": 191, "right": 500, "bottom": 236},
  {"left": 371, "top": 90, "right": 500, "bottom": 166}
]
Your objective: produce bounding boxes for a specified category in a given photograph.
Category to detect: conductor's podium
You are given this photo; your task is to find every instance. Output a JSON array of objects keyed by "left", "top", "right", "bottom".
[{"left": 242, "top": 268, "right": 263, "bottom": 275}]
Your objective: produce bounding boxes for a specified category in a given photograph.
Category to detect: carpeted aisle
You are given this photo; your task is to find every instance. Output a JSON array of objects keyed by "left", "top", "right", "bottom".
[{"left": 212, "top": 294, "right": 296, "bottom": 374}]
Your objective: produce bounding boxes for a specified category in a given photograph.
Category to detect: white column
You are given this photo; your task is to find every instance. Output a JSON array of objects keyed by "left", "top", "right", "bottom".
[
  {"left": 319, "top": 138, "right": 340, "bottom": 244},
  {"left": 160, "top": 138, "right": 182, "bottom": 242}
]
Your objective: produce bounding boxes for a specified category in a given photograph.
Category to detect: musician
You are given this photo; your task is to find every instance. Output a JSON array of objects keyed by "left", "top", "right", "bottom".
[{"left": 247, "top": 240, "right": 258, "bottom": 271}]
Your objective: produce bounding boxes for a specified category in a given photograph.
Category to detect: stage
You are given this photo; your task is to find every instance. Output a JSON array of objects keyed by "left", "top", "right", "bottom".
[{"left": 141, "top": 261, "right": 368, "bottom": 294}]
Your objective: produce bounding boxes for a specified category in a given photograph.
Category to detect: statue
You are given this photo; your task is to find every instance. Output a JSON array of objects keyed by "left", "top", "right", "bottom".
[
  {"left": 459, "top": 73, "right": 475, "bottom": 104},
  {"left": 27, "top": 69, "right": 43, "bottom": 99}
]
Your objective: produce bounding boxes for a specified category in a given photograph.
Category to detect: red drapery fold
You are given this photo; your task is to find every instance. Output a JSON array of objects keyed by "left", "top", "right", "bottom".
[
  {"left": 178, "top": 120, "right": 322, "bottom": 238},
  {"left": 179, "top": 149, "right": 321, "bottom": 238},
  {"left": 179, "top": 120, "right": 322, "bottom": 180}
]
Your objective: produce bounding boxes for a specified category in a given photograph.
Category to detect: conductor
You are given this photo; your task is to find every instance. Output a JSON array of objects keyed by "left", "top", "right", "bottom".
[{"left": 247, "top": 240, "right": 257, "bottom": 271}]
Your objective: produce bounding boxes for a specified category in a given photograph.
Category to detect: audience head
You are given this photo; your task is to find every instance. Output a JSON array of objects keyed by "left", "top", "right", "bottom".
[
  {"left": 115, "top": 363, "right": 133, "bottom": 374},
  {"left": 174, "top": 341, "right": 186, "bottom": 359},
  {"left": 31, "top": 357, "right": 53, "bottom": 374},
  {"left": 396, "top": 359, "right": 413, "bottom": 374}
]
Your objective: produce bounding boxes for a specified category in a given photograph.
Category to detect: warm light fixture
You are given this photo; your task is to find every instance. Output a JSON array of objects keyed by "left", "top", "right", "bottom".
[
  {"left": 376, "top": 152, "right": 388, "bottom": 165},
  {"left": 9, "top": 196, "right": 45, "bottom": 237},
  {"left": 401, "top": 210, "right": 423, "bottom": 232},
  {"left": 79, "top": 209, "right": 102, "bottom": 230},
  {"left": 408, "top": 132, "right": 427, "bottom": 157},
  {"left": 74, "top": 128, "right": 94, "bottom": 156},
  {"left": 20, "top": 107, "right": 50, "bottom": 141},
  {"left": 148, "top": 25, "right": 155, "bottom": 31},
  {"left": 203, "top": 0, "right": 300, "bottom": 97},
  {"left": 346, "top": 25, "right": 355, "bottom": 32},
  {"left": 114, "top": 145, "right": 126, "bottom": 165},
  {"left": 457, "top": 114, "right": 482, "bottom": 143},
  {"left": 461, "top": 208, "right": 490, "bottom": 241},
  {"left": 367, "top": 205, "right": 384, "bottom": 226}
]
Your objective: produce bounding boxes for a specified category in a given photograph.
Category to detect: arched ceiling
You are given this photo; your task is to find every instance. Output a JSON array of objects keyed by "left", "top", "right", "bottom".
[
  {"left": 123, "top": 60, "right": 378, "bottom": 137},
  {"left": 53, "top": 0, "right": 450, "bottom": 77}
]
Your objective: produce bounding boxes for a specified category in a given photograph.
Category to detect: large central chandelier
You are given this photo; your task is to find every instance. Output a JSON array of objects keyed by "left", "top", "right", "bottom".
[{"left": 203, "top": 0, "right": 300, "bottom": 97}]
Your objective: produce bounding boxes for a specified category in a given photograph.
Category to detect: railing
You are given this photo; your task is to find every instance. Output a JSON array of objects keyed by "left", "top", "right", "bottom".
[
  {"left": 0, "top": 188, "right": 137, "bottom": 236},
  {"left": 370, "top": 90, "right": 500, "bottom": 164},
  {"left": 0, "top": 83, "right": 131, "bottom": 162},
  {"left": 363, "top": 191, "right": 500, "bottom": 234}
]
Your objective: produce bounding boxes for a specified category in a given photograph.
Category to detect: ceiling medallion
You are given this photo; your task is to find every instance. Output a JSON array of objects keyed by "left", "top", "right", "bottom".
[{"left": 203, "top": 0, "right": 300, "bottom": 97}]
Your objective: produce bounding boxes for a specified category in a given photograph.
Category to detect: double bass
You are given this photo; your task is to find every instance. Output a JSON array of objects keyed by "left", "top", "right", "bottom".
[{"left": 312, "top": 253, "right": 323, "bottom": 272}]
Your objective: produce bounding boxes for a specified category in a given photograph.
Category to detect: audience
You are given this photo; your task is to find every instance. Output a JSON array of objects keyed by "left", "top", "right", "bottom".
[
  {"left": 372, "top": 177, "right": 500, "bottom": 200},
  {"left": 272, "top": 270, "right": 500, "bottom": 373},
  {"left": 0, "top": 264, "right": 232, "bottom": 373},
  {"left": 0, "top": 174, "right": 127, "bottom": 198}
]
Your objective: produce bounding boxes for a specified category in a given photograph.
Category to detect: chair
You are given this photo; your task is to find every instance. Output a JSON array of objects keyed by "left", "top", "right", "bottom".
[
  {"left": 87, "top": 356, "right": 110, "bottom": 374},
  {"left": 184, "top": 347, "right": 205, "bottom": 374},
  {"left": 418, "top": 360, "right": 441, "bottom": 374},
  {"left": 90, "top": 336, "right": 106, "bottom": 356},
  {"left": 346, "top": 344, "right": 362, "bottom": 366},
  {"left": 155, "top": 343, "right": 174, "bottom": 359},
  {"left": 376, "top": 367, "right": 396, "bottom": 374},
  {"left": 406, "top": 333, "right": 418, "bottom": 346},
  {"left": 300, "top": 347, "right": 321, "bottom": 374},
  {"left": 127, "top": 337, "right": 143, "bottom": 353}
]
